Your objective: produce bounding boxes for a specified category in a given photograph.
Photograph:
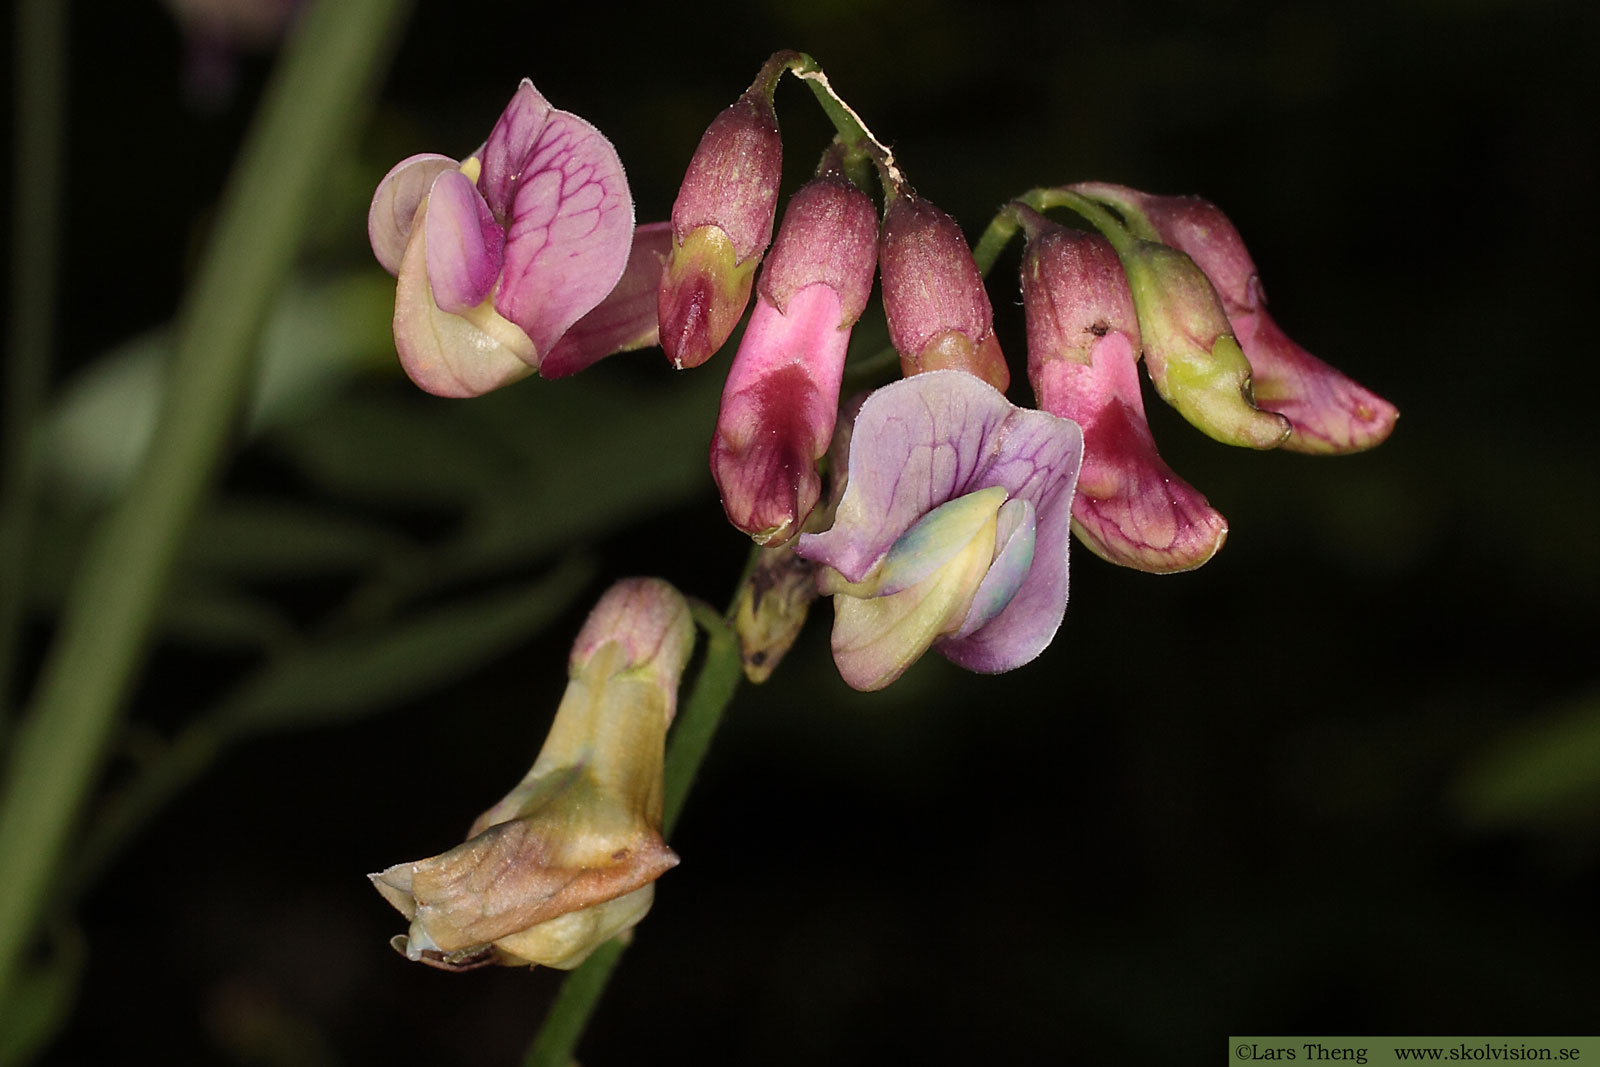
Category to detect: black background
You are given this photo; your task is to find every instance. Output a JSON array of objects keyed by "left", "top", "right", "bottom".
[{"left": 9, "top": 0, "right": 1599, "bottom": 1062}]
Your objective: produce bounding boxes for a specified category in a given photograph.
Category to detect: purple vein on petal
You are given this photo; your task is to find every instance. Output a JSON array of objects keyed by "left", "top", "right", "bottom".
[{"left": 495, "top": 110, "right": 634, "bottom": 359}]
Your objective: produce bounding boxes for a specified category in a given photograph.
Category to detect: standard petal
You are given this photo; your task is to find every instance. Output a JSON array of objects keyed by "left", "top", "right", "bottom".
[
  {"left": 477, "top": 79, "right": 554, "bottom": 220},
  {"left": 494, "top": 109, "right": 635, "bottom": 359},
  {"left": 541, "top": 221, "right": 672, "bottom": 379},
  {"left": 392, "top": 202, "right": 536, "bottom": 398},
  {"left": 423, "top": 169, "right": 504, "bottom": 314},
  {"left": 368, "top": 153, "right": 457, "bottom": 275}
]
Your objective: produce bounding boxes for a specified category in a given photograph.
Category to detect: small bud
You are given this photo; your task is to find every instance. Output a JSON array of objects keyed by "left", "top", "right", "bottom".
[
  {"left": 659, "top": 80, "right": 784, "bottom": 369},
  {"left": 370, "top": 579, "right": 692, "bottom": 971},
  {"left": 1073, "top": 183, "right": 1398, "bottom": 453},
  {"left": 1119, "top": 241, "right": 1292, "bottom": 449},
  {"left": 711, "top": 174, "right": 878, "bottom": 546},
  {"left": 797, "top": 372, "right": 1082, "bottom": 691},
  {"left": 1019, "top": 214, "right": 1227, "bottom": 572},
  {"left": 879, "top": 193, "right": 1009, "bottom": 390}
]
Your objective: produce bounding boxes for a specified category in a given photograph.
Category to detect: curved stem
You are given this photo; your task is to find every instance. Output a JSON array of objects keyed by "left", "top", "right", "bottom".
[
  {"left": 0, "top": 0, "right": 68, "bottom": 737},
  {"left": 971, "top": 185, "right": 1139, "bottom": 278},
  {"left": 522, "top": 605, "right": 744, "bottom": 1067},
  {"left": 0, "top": 0, "right": 412, "bottom": 1007},
  {"left": 784, "top": 53, "right": 906, "bottom": 192}
]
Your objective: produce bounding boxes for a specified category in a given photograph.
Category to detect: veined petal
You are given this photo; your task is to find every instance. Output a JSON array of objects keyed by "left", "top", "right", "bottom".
[
  {"left": 495, "top": 109, "right": 635, "bottom": 358},
  {"left": 477, "top": 79, "right": 554, "bottom": 220},
  {"left": 542, "top": 222, "right": 672, "bottom": 379},
  {"left": 797, "top": 372, "right": 1083, "bottom": 679},
  {"left": 369, "top": 153, "right": 457, "bottom": 274},
  {"left": 423, "top": 169, "right": 504, "bottom": 314}
]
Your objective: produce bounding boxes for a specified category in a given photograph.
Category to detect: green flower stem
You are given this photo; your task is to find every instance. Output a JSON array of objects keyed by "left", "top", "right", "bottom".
[
  {"left": 523, "top": 605, "right": 744, "bottom": 1067},
  {"left": 785, "top": 53, "right": 906, "bottom": 193},
  {"left": 971, "top": 186, "right": 1138, "bottom": 277},
  {"left": 0, "top": 0, "right": 411, "bottom": 1007},
  {"left": 0, "top": 0, "right": 68, "bottom": 737}
]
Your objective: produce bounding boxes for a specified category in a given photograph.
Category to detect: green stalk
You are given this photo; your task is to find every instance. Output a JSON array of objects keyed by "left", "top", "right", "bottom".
[
  {"left": 0, "top": 0, "right": 68, "bottom": 735},
  {"left": 0, "top": 0, "right": 412, "bottom": 1006},
  {"left": 522, "top": 607, "right": 744, "bottom": 1067}
]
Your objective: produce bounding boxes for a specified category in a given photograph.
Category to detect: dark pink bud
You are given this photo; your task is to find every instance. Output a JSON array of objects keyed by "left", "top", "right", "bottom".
[
  {"left": 659, "top": 81, "right": 784, "bottom": 369},
  {"left": 879, "top": 193, "right": 1008, "bottom": 391},
  {"left": 1020, "top": 217, "right": 1227, "bottom": 573},
  {"left": 1072, "top": 182, "right": 1398, "bottom": 454},
  {"left": 757, "top": 175, "right": 878, "bottom": 325}
]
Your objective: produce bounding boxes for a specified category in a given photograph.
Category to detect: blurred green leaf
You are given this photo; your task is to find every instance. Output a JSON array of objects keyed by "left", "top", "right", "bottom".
[
  {"left": 1452, "top": 691, "right": 1600, "bottom": 829},
  {"left": 181, "top": 497, "right": 409, "bottom": 580},
  {"left": 0, "top": 923, "right": 83, "bottom": 1067},
  {"left": 214, "top": 555, "right": 593, "bottom": 736},
  {"left": 40, "top": 274, "right": 392, "bottom": 502},
  {"left": 270, "top": 390, "right": 507, "bottom": 507}
]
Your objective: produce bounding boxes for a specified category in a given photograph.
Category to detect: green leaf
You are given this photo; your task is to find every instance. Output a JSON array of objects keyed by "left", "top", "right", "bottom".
[
  {"left": 181, "top": 497, "right": 409, "bottom": 580},
  {"left": 39, "top": 275, "right": 393, "bottom": 503},
  {"left": 0, "top": 924, "right": 84, "bottom": 1067},
  {"left": 1452, "top": 692, "right": 1600, "bottom": 829},
  {"left": 215, "top": 556, "right": 593, "bottom": 736}
]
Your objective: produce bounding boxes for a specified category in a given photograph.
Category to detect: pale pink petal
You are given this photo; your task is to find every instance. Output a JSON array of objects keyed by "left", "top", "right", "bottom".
[
  {"left": 369, "top": 153, "right": 457, "bottom": 275},
  {"left": 423, "top": 169, "right": 504, "bottom": 314},
  {"left": 392, "top": 202, "right": 534, "bottom": 398}
]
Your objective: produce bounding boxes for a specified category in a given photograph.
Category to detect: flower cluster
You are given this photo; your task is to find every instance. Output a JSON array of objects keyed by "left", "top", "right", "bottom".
[{"left": 367, "top": 58, "right": 1397, "bottom": 965}]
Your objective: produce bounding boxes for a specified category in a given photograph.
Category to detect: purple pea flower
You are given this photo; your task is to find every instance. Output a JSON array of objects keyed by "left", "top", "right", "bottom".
[
  {"left": 367, "top": 80, "right": 637, "bottom": 397},
  {"left": 795, "top": 371, "right": 1083, "bottom": 691}
]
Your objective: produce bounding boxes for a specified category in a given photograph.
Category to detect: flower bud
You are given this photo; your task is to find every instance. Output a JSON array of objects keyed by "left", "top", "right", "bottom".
[
  {"left": 370, "top": 578, "right": 692, "bottom": 971},
  {"left": 1072, "top": 183, "right": 1398, "bottom": 453},
  {"left": 659, "top": 79, "right": 784, "bottom": 369},
  {"left": 879, "top": 193, "right": 1009, "bottom": 390},
  {"left": 1119, "top": 240, "right": 1292, "bottom": 449},
  {"left": 369, "top": 80, "right": 636, "bottom": 396},
  {"left": 1019, "top": 213, "right": 1227, "bottom": 572},
  {"left": 711, "top": 174, "right": 878, "bottom": 546},
  {"left": 797, "top": 372, "right": 1082, "bottom": 691}
]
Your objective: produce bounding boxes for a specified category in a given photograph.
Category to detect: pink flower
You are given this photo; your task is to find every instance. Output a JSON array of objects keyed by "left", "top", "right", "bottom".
[{"left": 368, "top": 80, "right": 637, "bottom": 397}]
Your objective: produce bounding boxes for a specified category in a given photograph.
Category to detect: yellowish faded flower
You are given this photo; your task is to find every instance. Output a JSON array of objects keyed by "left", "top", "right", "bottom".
[{"left": 370, "top": 578, "right": 693, "bottom": 971}]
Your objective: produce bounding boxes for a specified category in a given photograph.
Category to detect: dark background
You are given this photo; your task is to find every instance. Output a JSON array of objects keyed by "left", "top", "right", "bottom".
[{"left": 8, "top": 0, "right": 1599, "bottom": 1063}]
